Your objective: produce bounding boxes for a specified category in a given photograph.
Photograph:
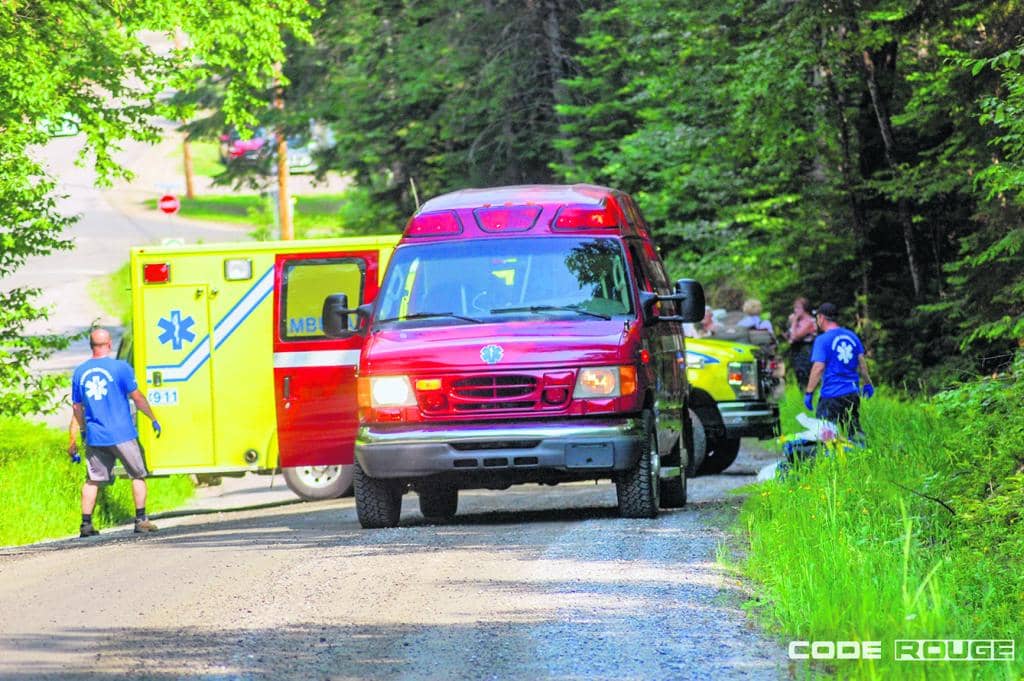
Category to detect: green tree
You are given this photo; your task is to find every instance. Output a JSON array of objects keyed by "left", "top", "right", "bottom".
[{"left": 0, "top": 0, "right": 314, "bottom": 416}]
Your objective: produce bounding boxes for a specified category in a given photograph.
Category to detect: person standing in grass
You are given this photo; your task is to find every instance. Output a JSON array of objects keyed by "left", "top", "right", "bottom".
[
  {"left": 783, "top": 296, "right": 817, "bottom": 390},
  {"left": 68, "top": 328, "right": 162, "bottom": 537},
  {"left": 803, "top": 303, "right": 874, "bottom": 440}
]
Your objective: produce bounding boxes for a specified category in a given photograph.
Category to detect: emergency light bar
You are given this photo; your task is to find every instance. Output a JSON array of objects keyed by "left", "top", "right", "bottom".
[
  {"left": 473, "top": 205, "right": 542, "bottom": 233},
  {"left": 404, "top": 210, "right": 462, "bottom": 237},
  {"left": 551, "top": 204, "right": 620, "bottom": 230}
]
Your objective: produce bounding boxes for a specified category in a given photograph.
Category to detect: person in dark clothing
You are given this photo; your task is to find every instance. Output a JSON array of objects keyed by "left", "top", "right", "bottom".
[{"left": 803, "top": 303, "right": 874, "bottom": 440}]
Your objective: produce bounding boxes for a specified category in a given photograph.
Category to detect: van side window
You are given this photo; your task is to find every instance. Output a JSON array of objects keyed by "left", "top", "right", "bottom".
[{"left": 281, "top": 259, "right": 365, "bottom": 340}]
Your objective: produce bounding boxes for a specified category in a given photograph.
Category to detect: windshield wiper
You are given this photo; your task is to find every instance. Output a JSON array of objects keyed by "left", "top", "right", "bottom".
[
  {"left": 489, "top": 305, "right": 611, "bottom": 321},
  {"left": 377, "top": 311, "right": 483, "bottom": 324}
]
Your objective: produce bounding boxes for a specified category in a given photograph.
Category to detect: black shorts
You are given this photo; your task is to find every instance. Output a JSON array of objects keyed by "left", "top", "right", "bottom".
[{"left": 816, "top": 393, "right": 862, "bottom": 438}]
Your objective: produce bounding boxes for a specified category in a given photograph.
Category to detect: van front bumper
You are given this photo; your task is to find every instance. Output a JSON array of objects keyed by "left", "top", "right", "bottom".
[
  {"left": 356, "top": 418, "right": 643, "bottom": 479},
  {"left": 718, "top": 401, "right": 780, "bottom": 440}
]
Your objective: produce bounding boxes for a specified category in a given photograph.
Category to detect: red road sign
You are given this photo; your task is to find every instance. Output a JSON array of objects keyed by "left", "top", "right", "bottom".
[{"left": 158, "top": 194, "right": 180, "bottom": 215}]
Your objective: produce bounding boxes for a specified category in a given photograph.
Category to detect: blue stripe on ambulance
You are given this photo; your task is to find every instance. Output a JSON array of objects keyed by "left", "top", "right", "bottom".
[{"left": 146, "top": 266, "right": 274, "bottom": 384}]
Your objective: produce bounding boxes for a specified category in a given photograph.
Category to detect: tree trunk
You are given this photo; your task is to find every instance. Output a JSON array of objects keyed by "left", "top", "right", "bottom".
[
  {"left": 823, "top": 64, "right": 871, "bottom": 324},
  {"left": 541, "top": 0, "right": 573, "bottom": 168},
  {"left": 862, "top": 47, "right": 922, "bottom": 298}
]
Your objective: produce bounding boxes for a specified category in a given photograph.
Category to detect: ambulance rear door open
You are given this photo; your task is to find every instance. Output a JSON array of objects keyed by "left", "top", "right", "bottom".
[{"left": 273, "top": 249, "right": 382, "bottom": 468}]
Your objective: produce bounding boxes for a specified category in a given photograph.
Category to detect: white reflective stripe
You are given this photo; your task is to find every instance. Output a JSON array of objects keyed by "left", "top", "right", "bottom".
[
  {"left": 150, "top": 338, "right": 211, "bottom": 382},
  {"left": 213, "top": 267, "right": 274, "bottom": 349},
  {"left": 273, "top": 350, "right": 361, "bottom": 368}
]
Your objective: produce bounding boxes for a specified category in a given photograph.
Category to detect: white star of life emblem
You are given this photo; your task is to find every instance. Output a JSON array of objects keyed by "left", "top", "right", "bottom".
[
  {"left": 84, "top": 375, "right": 108, "bottom": 401},
  {"left": 836, "top": 341, "right": 854, "bottom": 364}
]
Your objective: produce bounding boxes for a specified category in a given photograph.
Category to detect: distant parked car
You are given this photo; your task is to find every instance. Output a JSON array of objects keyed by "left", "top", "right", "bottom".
[{"left": 218, "top": 127, "right": 271, "bottom": 165}]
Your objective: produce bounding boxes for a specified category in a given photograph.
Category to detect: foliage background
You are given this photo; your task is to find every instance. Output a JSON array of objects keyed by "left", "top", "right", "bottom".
[{"left": 203, "top": 0, "right": 1024, "bottom": 390}]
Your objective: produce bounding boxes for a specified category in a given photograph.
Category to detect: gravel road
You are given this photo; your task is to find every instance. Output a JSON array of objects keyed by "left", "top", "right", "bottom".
[{"left": 0, "top": 445, "right": 786, "bottom": 680}]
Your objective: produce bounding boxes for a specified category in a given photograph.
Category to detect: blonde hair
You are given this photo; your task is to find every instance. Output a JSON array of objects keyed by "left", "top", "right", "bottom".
[{"left": 742, "top": 298, "right": 762, "bottom": 316}]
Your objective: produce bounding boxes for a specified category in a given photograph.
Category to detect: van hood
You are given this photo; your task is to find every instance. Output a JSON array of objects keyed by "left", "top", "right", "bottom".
[{"left": 362, "top": 320, "right": 635, "bottom": 374}]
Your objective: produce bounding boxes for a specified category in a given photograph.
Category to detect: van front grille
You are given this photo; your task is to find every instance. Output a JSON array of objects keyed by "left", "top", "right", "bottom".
[{"left": 450, "top": 375, "right": 538, "bottom": 411}]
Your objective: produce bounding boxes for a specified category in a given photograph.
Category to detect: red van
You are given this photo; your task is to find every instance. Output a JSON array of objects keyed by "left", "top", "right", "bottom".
[{"left": 323, "top": 185, "right": 706, "bottom": 528}]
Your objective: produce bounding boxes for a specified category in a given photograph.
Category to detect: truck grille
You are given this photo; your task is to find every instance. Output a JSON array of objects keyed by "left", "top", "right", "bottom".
[{"left": 450, "top": 375, "right": 538, "bottom": 412}]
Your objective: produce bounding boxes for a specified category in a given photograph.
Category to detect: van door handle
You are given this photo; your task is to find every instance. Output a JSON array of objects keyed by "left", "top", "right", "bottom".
[{"left": 282, "top": 376, "right": 291, "bottom": 400}]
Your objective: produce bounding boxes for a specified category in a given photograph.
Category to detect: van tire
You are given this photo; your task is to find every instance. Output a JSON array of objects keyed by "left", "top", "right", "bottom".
[
  {"left": 418, "top": 484, "right": 458, "bottom": 521},
  {"left": 354, "top": 463, "right": 403, "bottom": 529},
  {"left": 699, "top": 437, "right": 742, "bottom": 474},
  {"left": 616, "top": 410, "right": 660, "bottom": 519},
  {"left": 282, "top": 465, "right": 354, "bottom": 500},
  {"left": 684, "top": 409, "right": 707, "bottom": 478},
  {"left": 658, "top": 442, "right": 688, "bottom": 509}
]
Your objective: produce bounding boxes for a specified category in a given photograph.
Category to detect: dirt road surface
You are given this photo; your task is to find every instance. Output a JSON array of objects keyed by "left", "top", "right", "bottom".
[{"left": 0, "top": 446, "right": 786, "bottom": 680}]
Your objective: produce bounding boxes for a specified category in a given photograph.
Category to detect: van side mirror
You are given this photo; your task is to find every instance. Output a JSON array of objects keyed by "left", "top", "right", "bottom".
[
  {"left": 638, "top": 291, "right": 659, "bottom": 325},
  {"left": 644, "top": 279, "right": 705, "bottom": 324},
  {"left": 322, "top": 293, "right": 354, "bottom": 337},
  {"left": 673, "top": 279, "right": 705, "bottom": 323}
]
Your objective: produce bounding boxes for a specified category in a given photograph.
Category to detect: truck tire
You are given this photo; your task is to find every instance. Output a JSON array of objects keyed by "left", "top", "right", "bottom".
[
  {"left": 282, "top": 465, "right": 354, "bottom": 501},
  {"left": 658, "top": 442, "right": 688, "bottom": 509},
  {"left": 354, "top": 462, "right": 403, "bottom": 529},
  {"left": 684, "top": 409, "right": 707, "bottom": 478},
  {"left": 699, "top": 437, "right": 742, "bottom": 475},
  {"left": 616, "top": 409, "right": 660, "bottom": 518},
  {"left": 418, "top": 484, "right": 458, "bottom": 521}
]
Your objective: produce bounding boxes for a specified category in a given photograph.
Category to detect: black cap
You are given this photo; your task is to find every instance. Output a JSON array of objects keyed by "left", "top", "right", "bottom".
[{"left": 813, "top": 302, "right": 838, "bottom": 321}]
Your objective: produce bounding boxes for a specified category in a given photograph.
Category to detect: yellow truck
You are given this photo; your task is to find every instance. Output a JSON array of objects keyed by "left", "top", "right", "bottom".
[
  {"left": 122, "top": 235, "right": 400, "bottom": 499},
  {"left": 684, "top": 337, "right": 780, "bottom": 473}
]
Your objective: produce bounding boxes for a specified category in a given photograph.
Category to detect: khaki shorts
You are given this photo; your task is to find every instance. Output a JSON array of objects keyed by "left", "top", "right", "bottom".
[{"left": 85, "top": 440, "right": 149, "bottom": 483}]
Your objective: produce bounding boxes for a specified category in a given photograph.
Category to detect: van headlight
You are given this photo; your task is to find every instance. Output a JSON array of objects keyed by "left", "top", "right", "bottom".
[
  {"left": 365, "top": 376, "right": 416, "bottom": 407},
  {"left": 727, "top": 361, "right": 758, "bottom": 399},
  {"left": 574, "top": 366, "right": 636, "bottom": 398}
]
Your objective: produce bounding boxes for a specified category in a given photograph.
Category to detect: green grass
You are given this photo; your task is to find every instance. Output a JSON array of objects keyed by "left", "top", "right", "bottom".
[
  {"left": 0, "top": 417, "right": 194, "bottom": 546},
  {"left": 172, "top": 140, "right": 225, "bottom": 177},
  {"left": 87, "top": 261, "right": 131, "bottom": 324},
  {"left": 143, "top": 193, "right": 348, "bottom": 238},
  {"left": 737, "top": 376, "right": 1024, "bottom": 679}
]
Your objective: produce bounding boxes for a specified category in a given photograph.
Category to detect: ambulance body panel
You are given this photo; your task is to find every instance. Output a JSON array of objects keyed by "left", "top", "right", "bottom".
[{"left": 129, "top": 236, "right": 399, "bottom": 481}]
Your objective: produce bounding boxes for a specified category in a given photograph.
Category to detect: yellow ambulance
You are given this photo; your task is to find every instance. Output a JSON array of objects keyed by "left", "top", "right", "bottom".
[{"left": 122, "top": 236, "right": 400, "bottom": 499}]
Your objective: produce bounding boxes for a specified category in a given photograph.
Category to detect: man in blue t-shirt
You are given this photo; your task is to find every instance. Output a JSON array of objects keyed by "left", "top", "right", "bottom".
[
  {"left": 804, "top": 303, "right": 874, "bottom": 439},
  {"left": 68, "top": 328, "right": 163, "bottom": 537}
]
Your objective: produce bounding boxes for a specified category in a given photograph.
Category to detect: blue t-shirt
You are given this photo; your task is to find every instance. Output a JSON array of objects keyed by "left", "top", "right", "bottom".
[
  {"left": 811, "top": 327, "right": 865, "bottom": 399},
  {"left": 71, "top": 357, "right": 139, "bottom": 446}
]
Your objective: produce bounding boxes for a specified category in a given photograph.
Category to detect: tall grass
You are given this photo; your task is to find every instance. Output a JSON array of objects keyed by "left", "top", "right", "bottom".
[
  {"left": 0, "top": 417, "right": 194, "bottom": 546},
  {"left": 739, "top": 381, "right": 1024, "bottom": 679}
]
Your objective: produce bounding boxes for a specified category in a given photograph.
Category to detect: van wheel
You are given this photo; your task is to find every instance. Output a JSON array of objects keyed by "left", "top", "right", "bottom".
[
  {"left": 353, "top": 463, "right": 403, "bottom": 529},
  {"left": 418, "top": 484, "right": 458, "bottom": 521},
  {"left": 684, "top": 409, "right": 707, "bottom": 478},
  {"left": 658, "top": 442, "right": 688, "bottom": 509},
  {"left": 699, "top": 437, "right": 742, "bottom": 474},
  {"left": 282, "top": 465, "right": 354, "bottom": 500},
  {"left": 616, "top": 409, "right": 660, "bottom": 518}
]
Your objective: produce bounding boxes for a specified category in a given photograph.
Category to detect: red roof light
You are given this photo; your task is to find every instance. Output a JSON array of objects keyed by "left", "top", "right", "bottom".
[
  {"left": 143, "top": 263, "right": 170, "bottom": 284},
  {"left": 552, "top": 204, "right": 619, "bottom": 230},
  {"left": 405, "top": 210, "right": 462, "bottom": 237},
  {"left": 473, "top": 205, "right": 542, "bottom": 233}
]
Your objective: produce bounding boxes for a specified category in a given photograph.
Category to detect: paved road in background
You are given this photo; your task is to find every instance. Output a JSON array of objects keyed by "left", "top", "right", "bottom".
[
  {"left": 6, "top": 123, "right": 248, "bottom": 372},
  {"left": 0, "top": 446, "right": 786, "bottom": 680}
]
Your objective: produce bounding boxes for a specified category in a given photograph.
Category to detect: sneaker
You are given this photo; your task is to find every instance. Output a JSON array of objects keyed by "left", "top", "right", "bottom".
[
  {"left": 79, "top": 522, "right": 99, "bottom": 538},
  {"left": 134, "top": 519, "right": 158, "bottom": 534}
]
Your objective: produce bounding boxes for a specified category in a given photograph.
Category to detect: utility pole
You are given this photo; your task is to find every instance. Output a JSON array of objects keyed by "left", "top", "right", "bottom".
[
  {"left": 174, "top": 29, "right": 196, "bottom": 200},
  {"left": 273, "top": 62, "right": 293, "bottom": 240}
]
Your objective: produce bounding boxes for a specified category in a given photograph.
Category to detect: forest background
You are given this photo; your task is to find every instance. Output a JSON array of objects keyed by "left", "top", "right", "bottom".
[{"left": 195, "top": 0, "right": 1024, "bottom": 391}]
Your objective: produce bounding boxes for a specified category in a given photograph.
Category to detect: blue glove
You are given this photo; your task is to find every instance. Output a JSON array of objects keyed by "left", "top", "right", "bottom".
[
  {"left": 71, "top": 453, "right": 81, "bottom": 464},
  {"left": 803, "top": 392, "right": 814, "bottom": 411},
  {"left": 862, "top": 384, "right": 874, "bottom": 399},
  {"left": 152, "top": 420, "right": 162, "bottom": 438}
]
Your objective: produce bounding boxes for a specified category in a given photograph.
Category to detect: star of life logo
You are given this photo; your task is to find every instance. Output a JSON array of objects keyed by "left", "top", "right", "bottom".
[
  {"left": 157, "top": 310, "right": 196, "bottom": 351},
  {"left": 84, "top": 375, "right": 108, "bottom": 401},
  {"left": 836, "top": 341, "right": 854, "bottom": 364}
]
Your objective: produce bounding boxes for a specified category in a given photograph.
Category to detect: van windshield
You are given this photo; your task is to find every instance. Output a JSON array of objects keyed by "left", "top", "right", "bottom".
[{"left": 375, "top": 237, "right": 634, "bottom": 327}]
